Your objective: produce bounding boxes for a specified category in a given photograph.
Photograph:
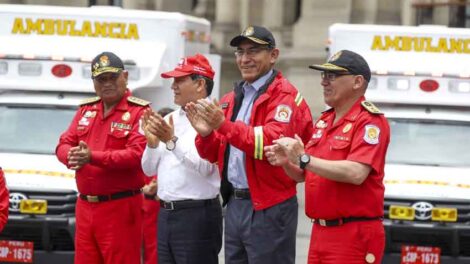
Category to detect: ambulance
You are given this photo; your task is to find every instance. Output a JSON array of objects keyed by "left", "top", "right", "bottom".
[
  {"left": 0, "top": 4, "right": 220, "bottom": 263},
  {"left": 328, "top": 23, "right": 470, "bottom": 264}
]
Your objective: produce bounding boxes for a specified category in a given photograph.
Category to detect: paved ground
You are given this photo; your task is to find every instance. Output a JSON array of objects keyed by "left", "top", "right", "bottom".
[{"left": 219, "top": 183, "right": 311, "bottom": 263}]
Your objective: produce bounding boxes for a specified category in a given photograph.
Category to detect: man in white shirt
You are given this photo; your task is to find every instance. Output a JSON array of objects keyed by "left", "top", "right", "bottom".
[{"left": 141, "top": 54, "right": 222, "bottom": 264}]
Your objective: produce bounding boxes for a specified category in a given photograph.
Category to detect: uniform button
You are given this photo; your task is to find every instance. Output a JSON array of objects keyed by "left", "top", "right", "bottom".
[{"left": 365, "top": 253, "right": 375, "bottom": 263}]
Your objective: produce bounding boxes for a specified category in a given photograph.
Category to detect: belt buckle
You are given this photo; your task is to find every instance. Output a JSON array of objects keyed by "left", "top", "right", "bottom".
[
  {"left": 87, "top": 195, "right": 99, "bottom": 203},
  {"left": 338, "top": 218, "right": 344, "bottom": 226},
  {"left": 233, "top": 190, "right": 241, "bottom": 199},
  {"left": 319, "top": 219, "right": 327, "bottom": 226},
  {"left": 164, "top": 201, "right": 175, "bottom": 210}
]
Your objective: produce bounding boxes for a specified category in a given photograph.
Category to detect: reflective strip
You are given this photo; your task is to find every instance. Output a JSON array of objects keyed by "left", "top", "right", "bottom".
[
  {"left": 3, "top": 168, "right": 75, "bottom": 178},
  {"left": 295, "top": 92, "right": 303, "bottom": 106},
  {"left": 254, "top": 126, "right": 264, "bottom": 160}
]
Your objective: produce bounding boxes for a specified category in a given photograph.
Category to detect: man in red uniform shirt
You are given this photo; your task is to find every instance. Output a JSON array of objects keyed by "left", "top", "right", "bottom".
[
  {"left": 265, "top": 50, "right": 390, "bottom": 264},
  {"left": 56, "top": 52, "right": 149, "bottom": 264},
  {"left": 0, "top": 167, "right": 9, "bottom": 232},
  {"left": 142, "top": 176, "right": 158, "bottom": 264},
  {"left": 186, "top": 26, "right": 313, "bottom": 264}
]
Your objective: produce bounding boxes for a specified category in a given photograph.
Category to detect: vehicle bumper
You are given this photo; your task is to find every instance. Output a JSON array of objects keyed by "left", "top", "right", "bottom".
[
  {"left": 384, "top": 219, "right": 470, "bottom": 261},
  {"left": 0, "top": 215, "right": 75, "bottom": 263},
  {"left": 31, "top": 250, "right": 74, "bottom": 264},
  {"left": 383, "top": 253, "right": 470, "bottom": 264}
]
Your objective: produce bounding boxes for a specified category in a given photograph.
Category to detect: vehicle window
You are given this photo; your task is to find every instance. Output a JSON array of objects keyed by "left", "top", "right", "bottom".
[
  {"left": 0, "top": 106, "right": 76, "bottom": 154},
  {"left": 387, "top": 119, "right": 470, "bottom": 167}
]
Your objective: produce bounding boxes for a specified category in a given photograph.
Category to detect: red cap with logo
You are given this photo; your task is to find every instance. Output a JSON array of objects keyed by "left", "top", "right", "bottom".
[{"left": 161, "top": 53, "right": 215, "bottom": 79}]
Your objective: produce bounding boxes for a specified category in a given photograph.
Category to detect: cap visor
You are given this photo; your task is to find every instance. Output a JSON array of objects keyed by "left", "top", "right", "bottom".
[
  {"left": 92, "top": 67, "right": 122, "bottom": 78},
  {"left": 161, "top": 70, "right": 191, "bottom": 79},
  {"left": 230, "top": 36, "right": 269, "bottom": 47},
  {"left": 308, "top": 63, "right": 349, "bottom": 72}
]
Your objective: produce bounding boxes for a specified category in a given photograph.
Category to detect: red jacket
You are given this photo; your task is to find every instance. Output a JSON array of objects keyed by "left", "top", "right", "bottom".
[
  {"left": 56, "top": 90, "right": 148, "bottom": 195},
  {"left": 196, "top": 71, "right": 313, "bottom": 210},
  {"left": 0, "top": 168, "right": 8, "bottom": 232}
]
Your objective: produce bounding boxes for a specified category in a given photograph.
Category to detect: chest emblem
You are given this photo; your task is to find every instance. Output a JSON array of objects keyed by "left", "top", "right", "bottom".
[
  {"left": 78, "top": 117, "right": 89, "bottom": 126},
  {"left": 122, "top": 112, "right": 131, "bottom": 121},
  {"left": 274, "top": 104, "right": 292, "bottom": 123},
  {"left": 316, "top": 120, "right": 327, "bottom": 129},
  {"left": 312, "top": 129, "right": 323, "bottom": 139},
  {"left": 84, "top": 111, "right": 96, "bottom": 118},
  {"left": 342, "top": 123, "right": 352, "bottom": 133},
  {"left": 363, "top": 124, "right": 380, "bottom": 145}
]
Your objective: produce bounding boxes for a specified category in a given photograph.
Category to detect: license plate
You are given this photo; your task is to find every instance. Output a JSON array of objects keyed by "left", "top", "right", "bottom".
[
  {"left": 401, "top": 245, "right": 440, "bottom": 264},
  {"left": 0, "top": 240, "right": 33, "bottom": 263}
]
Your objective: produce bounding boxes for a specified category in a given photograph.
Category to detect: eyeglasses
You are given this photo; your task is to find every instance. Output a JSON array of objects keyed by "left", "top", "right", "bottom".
[
  {"left": 320, "top": 71, "right": 352, "bottom": 82},
  {"left": 93, "top": 72, "right": 121, "bottom": 84},
  {"left": 234, "top": 47, "right": 272, "bottom": 57}
]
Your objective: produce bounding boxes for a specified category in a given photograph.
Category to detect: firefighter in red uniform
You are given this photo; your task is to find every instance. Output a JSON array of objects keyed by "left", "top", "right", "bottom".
[
  {"left": 186, "top": 26, "right": 313, "bottom": 264},
  {"left": 265, "top": 50, "right": 390, "bottom": 264},
  {"left": 141, "top": 176, "right": 158, "bottom": 264},
  {"left": 0, "top": 167, "right": 9, "bottom": 232},
  {"left": 56, "top": 52, "right": 149, "bottom": 264}
]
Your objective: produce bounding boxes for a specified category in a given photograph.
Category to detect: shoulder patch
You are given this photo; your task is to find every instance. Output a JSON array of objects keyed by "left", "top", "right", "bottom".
[
  {"left": 79, "top": 96, "right": 100, "bottom": 106},
  {"left": 128, "top": 96, "right": 150, "bottom": 106},
  {"left": 363, "top": 124, "right": 380, "bottom": 144},
  {"left": 274, "top": 104, "right": 292, "bottom": 123},
  {"left": 361, "top": 101, "right": 382, "bottom": 114}
]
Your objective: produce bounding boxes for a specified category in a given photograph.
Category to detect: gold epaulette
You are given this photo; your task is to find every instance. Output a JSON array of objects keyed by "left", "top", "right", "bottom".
[
  {"left": 361, "top": 101, "right": 383, "bottom": 114},
  {"left": 127, "top": 96, "right": 150, "bottom": 106},
  {"left": 79, "top": 96, "right": 100, "bottom": 106}
]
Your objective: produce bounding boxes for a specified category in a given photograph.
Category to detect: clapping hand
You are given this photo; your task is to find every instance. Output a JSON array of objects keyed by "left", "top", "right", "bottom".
[
  {"left": 195, "top": 98, "right": 225, "bottom": 130},
  {"left": 265, "top": 135, "right": 305, "bottom": 166},
  {"left": 67, "top": 141, "right": 91, "bottom": 170},
  {"left": 186, "top": 101, "right": 214, "bottom": 137},
  {"left": 141, "top": 109, "right": 160, "bottom": 148}
]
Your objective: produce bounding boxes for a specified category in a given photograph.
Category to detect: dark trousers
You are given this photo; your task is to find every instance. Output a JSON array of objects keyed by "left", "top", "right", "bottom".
[
  {"left": 224, "top": 195, "right": 298, "bottom": 264},
  {"left": 157, "top": 198, "right": 223, "bottom": 264}
]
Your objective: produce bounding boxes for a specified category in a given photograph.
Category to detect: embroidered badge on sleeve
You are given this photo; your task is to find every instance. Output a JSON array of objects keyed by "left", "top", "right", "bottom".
[
  {"left": 363, "top": 124, "right": 380, "bottom": 145},
  {"left": 274, "top": 104, "right": 292, "bottom": 123}
]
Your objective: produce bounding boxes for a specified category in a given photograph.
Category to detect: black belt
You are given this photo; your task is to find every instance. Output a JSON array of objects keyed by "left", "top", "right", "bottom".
[
  {"left": 312, "top": 217, "right": 383, "bottom": 227},
  {"left": 160, "top": 197, "right": 219, "bottom": 210},
  {"left": 144, "top": 194, "right": 157, "bottom": 200},
  {"left": 79, "top": 189, "right": 142, "bottom": 203},
  {"left": 232, "top": 188, "right": 250, "bottom": 199}
]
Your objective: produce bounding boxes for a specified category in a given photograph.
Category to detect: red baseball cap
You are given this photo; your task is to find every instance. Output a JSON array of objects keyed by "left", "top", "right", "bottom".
[{"left": 161, "top": 53, "right": 215, "bottom": 79}]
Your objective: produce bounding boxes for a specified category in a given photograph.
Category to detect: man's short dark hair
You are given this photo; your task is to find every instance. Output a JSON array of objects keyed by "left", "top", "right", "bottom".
[{"left": 191, "top": 74, "right": 214, "bottom": 96}]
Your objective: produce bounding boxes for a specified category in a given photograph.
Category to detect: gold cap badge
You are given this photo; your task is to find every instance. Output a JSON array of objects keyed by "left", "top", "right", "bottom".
[
  {"left": 243, "top": 26, "right": 254, "bottom": 36},
  {"left": 329, "top": 51, "right": 342, "bottom": 62}
]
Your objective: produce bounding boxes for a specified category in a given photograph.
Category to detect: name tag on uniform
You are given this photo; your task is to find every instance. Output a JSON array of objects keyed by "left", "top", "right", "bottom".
[{"left": 111, "top": 122, "right": 132, "bottom": 131}]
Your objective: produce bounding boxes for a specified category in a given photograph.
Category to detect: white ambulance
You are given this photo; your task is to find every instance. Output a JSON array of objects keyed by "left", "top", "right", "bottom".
[
  {"left": 328, "top": 23, "right": 470, "bottom": 264},
  {"left": 0, "top": 4, "right": 220, "bottom": 263}
]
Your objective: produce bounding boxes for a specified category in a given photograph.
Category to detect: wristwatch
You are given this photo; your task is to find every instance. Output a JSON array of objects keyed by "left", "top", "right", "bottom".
[
  {"left": 299, "top": 154, "right": 310, "bottom": 169},
  {"left": 165, "top": 136, "right": 178, "bottom": 151}
]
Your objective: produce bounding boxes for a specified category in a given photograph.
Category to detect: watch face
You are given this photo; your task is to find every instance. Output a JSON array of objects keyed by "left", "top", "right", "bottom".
[
  {"left": 166, "top": 140, "right": 175, "bottom": 150},
  {"left": 301, "top": 154, "right": 310, "bottom": 163}
]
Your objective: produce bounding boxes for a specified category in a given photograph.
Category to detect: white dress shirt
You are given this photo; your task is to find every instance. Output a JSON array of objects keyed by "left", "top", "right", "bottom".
[{"left": 141, "top": 108, "right": 220, "bottom": 201}]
